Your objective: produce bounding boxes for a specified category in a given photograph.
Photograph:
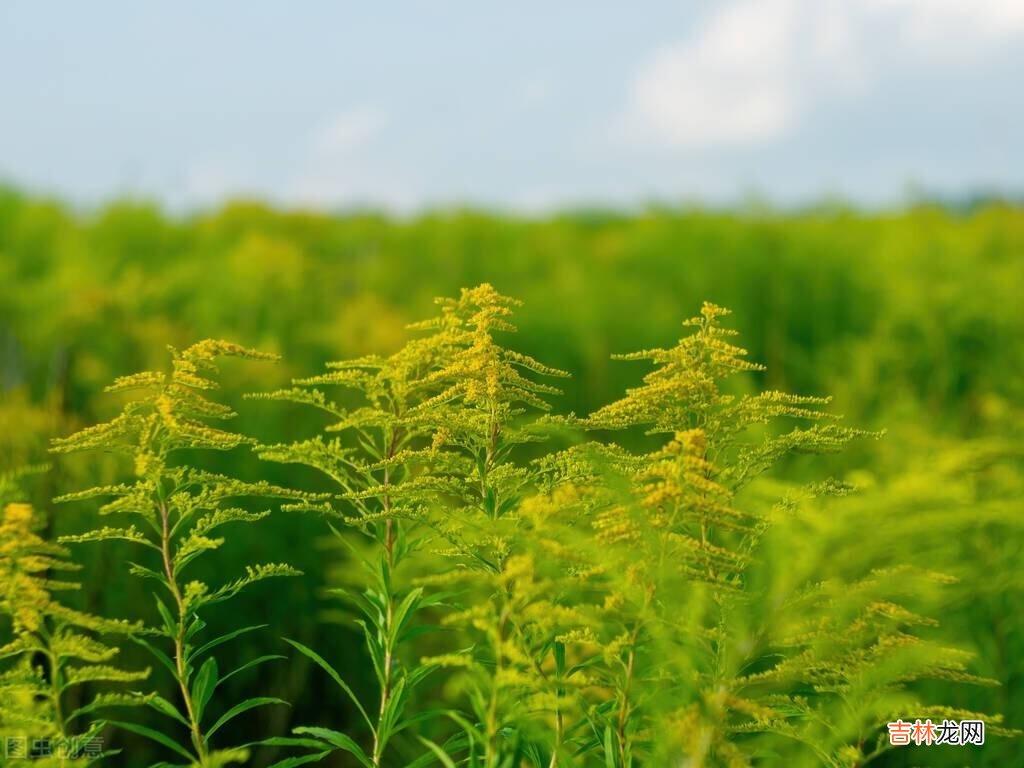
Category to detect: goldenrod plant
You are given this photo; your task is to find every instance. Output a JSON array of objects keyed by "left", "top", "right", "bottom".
[
  {"left": 409, "top": 300, "right": 1004, "bottom": 767},
  {"left": 0, "top": 287, "right": 1009, "bottom": 767},
  {"left": 0, "top": 467, "right": 146, "bottom": 766},
  {"left": 736, "top": 437, "right": 1023, "bottom": 766},
  {"left": 50, "top": 342, "right": 307, "bottom": 767},
  {"left": 3, "top": 191, "right": 1023, "bottom": 767},
  {"left": 251, "top": 285, "right": 570, "bottom": 767},
  {"left": 528, "top": 303, "right": 1008, "bottom": 767},
  {"left": 251, "top": 310, "right": 453, "bottom": 767},
  {"left": 410, "top": 285, "right": 569, "bottom": 767},
  {"left": 568, "top": 302, "right": 877, "bottom": 766},
  {"left": 237, "top": 290, "right": 1010, "bottom": 768}
]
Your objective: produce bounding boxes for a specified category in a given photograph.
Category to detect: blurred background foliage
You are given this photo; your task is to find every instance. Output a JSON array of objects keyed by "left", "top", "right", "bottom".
[{"left": 0, "top": 184, "right": 1021, "bottom": 765}]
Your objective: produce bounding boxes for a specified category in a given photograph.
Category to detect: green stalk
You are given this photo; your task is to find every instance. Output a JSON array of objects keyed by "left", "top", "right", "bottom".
[
  {"left": 371, "top": 428, "right": 399, "bottom": 768},
  {"left": 158, "top": 497, "right": 207, "bottom": 762},
  {"left": 42, "top": 633, "right": 69, "bottom": 767}
]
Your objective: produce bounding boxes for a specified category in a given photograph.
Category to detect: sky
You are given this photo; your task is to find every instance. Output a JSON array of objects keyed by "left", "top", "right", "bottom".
[{"left": 1, "top": 0, "right": 1022, "bottom": 213}]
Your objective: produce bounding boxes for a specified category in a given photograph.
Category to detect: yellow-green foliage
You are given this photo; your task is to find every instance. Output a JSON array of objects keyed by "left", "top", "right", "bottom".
[
  {"left": 50, "top": 342, "right": 309, "bottom": 767},
  {"left": 0, "top": 469, "right": 146, "bottom": 766},
  {"left": 244, "top": 289, "right": 1008, "bottom": 768},
  {"left": 411, "top": 285, "right": 569, "bottom": 766},
  {"left": 251, "top": 293, "right": 456, "bottom": 768},
  {"left": 6, "top": 274, "right": 1016, "bottom": 767},
  {"left": 250, "top": 285, "right": 571, "bottom": 767}
]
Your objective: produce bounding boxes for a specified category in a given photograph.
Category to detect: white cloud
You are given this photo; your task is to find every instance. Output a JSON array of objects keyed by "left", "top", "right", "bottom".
[
  {"left": 625, "top": 0, "right": 862, "bottom": 149},
  {"left": 625, "top": 0, "right": 1024, "bottom": 150},
  {"left": 310, "top": 106, "right": 383, "bottom": 158},
  {"left": 870, "top": 0, "right": 1024, "bottom": 53},
  {"left": 173, "top": 107, "right": 397, "bottom": 209},
  {"left": 284, "top": 106, "right": 422, "bottom": 210}
]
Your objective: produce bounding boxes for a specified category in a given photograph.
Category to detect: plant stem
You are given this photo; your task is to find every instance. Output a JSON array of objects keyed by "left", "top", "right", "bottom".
[
  {"left": 547, "top": 681, "right": 564, "bottom": 768},
  {"left": 44, "top": 649, "right": 66, "bottom": 735},
  {"left": 616, "top": 629, "right": 639, "bottom": 768},
  {"left": 481, "top": 400, "right": 506, "bottom": 768},
  {"left": 43, "top": 635, "right": 70, "bottom": 768},
  {"left": 485, "top": 605, "right": 509, "bottom": 768},
  {"left": 159, "top": 498, "right": 207, "bottom": 762},
  {"left": 372, "top": 431, "right": 398, "bottom": 768}
]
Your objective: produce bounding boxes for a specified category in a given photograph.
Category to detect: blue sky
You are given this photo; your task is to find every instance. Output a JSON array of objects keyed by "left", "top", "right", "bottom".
[{"left": 1, "top": 1, "right": 1021, "bottom": 212}]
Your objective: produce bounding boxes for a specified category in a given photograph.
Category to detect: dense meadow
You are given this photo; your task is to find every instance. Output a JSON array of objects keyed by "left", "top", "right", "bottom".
[{"left": 0, "top": 186, "right": 1022, "bottom": 767}]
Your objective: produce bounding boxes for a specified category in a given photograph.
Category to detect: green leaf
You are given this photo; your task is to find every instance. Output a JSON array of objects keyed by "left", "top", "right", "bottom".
[
  {"left": 218, "top": 654, "right": 286, "bottom": 688},
  {"left": 192, "top": 657, "right": 218, "bottom": 723},
  {"left": 405, "top": 662, "right": 437, "bottom": 691},
  {"left": 266, "top": 753, "right": 332, "bottom": 768},
  {"left": 207, "top": 697, "right": 288, "bottom": 738},
  {"left": 391, "top": 587, "right": 424, "bottom": 641},
  {"left": 417, "top": 737, "right": 458, "bottom": 768},
  {"left": 153, "top": 595, "right": 177, "bottom": 638},
  {"left": 404, "top": 734, "right": 469, "bottom": 768},
  {"left": 251, "top": 736, "right": 331, "bottom": 749},
  {"left": 107, "top": 720, "right": 194, "bottom": 762},
  {"left": 192, "top": 624, "right": 268, "bottom": 659},
  {"left": 284, "top": 638, "right": 374, "bottom": 732},
  {"left": 292, "top": 727, "right": 371, "bottom": 768},
  {"left": 377, "top": 675, "right": 407, "bottom": 749},
  {"left": 186, "top": 615, "right": 207, "bottom": 640},
  {"left": 200, "top": 747, "right": 251, "bottom": 767},
  {"left": 446, "top": 709, "right": 484, "bottom": 745},
  {"left": 354, "top": 618, "right": 385, "bottom": 687},
  {"left": 147, "top": 695, "right": 191, "bottom": 727},
  {"left": 604, "top": 725, "right": 617, "bottom": 768},
  {"left": 130, "top": 635, "right": 178, "bottom": 678},
  {"left": 392, "top": 708, "right": 446, "bottom": 736}
]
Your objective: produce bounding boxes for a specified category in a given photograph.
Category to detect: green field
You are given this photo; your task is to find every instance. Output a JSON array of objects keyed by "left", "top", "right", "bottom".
[{"left": 1, "top": 187, "right": 1021, "bottom": 766}]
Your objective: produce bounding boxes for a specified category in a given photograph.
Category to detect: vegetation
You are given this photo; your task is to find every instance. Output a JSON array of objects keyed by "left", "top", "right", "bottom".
[
  {"left": 1, "top": 187, "right": 1021, "bottom": 766},
  {"left": 51, "top": 342, "right": 310, "bottom": 766},
  {"left": 1, "top": 467, "right": 146, "bottom": 766}
]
